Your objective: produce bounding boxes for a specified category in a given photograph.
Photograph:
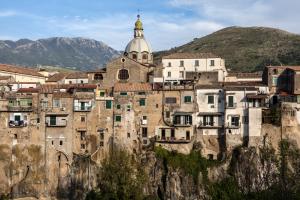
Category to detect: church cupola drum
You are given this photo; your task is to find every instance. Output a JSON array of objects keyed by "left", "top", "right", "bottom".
[{"left": 125, "top": 15, "right": 153, "bottom": 64}]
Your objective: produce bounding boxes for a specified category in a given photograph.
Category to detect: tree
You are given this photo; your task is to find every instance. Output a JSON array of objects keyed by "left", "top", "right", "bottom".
[{"left": 86, "top": 149, "right": 147, "bottom": 200}]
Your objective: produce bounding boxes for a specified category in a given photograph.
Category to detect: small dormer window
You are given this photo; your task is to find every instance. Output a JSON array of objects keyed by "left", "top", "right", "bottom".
[
  {"left": 118, "top": 69, "right": 129, "bottom": 80},
  {"left": 132, "top": 54, "right": 137, "bottom": 60}
]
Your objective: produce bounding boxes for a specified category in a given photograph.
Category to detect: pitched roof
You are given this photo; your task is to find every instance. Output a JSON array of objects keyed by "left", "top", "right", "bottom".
[
  {"left": 0, "top": 76, "right": 12, "bottom": 81},
  {"left": 114, "top": 83, "right": 152, "bottom": 92},
  {"left": 46, "top": 72, "right": 69, "bottom": 82},
  {"left": 162, "top": 52, "right": 220, "bottom": 59},
  {"left": 0, "top": 64, "right": 45, "bottom": 77},
  {"left": 227, "top": 72, "right": 262, "bottom": 78},
  {"left": 65, "top": 72, "right": 88, "bottom": 79}
]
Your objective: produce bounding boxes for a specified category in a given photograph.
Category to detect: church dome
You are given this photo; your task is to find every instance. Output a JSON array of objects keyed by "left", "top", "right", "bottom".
[
  {"left": 124, "top": 15, "right": 153, "bottom": 64},
  {"left": 125, "top": 37, "right": 152, "bottom": 54}
]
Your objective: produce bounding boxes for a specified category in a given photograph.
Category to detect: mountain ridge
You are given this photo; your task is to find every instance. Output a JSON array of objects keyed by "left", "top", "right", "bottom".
[
  {"left": 154, "top": 26, "right": 300, "bottom": 72},
  {"left": 0, "top": 37, "right": 120, "bottom": 71}
]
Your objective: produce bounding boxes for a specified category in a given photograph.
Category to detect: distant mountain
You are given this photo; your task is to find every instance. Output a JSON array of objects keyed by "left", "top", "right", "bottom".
[
  {"left": 0, "top": 37, "right": 120, "bottom": 71},
  {"left": 154, "top": 26, "right": 300, "bottom": 72}
]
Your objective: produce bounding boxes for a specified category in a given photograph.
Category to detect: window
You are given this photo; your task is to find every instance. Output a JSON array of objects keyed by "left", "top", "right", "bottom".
[
  {"left": 210, "top": 60, "right": 215, "bottom": 66},
  {"left": 132, "top": 54, "right": 137, "bottom": 60},
  {"left": 272, "top": 77, "right": 278, "bottom": 86},
  {"left": 139, "top": 98, "right": 146, "bottom": 106},
  {"left": 138, "top": 92, "right": 146, "bottom": 95},
  {"left": 44, "top": 94, "right": 48, "bottom": 98},
  {"left": 231, "top": 116, "right": 240, "bottom": 127},
  {"left": 127, "top": 132, "right": 130, "bottom": 138},
  {"left": 81, "top": 144, "right": 85, "bottom": 149},
  {"left": 51, "top": 140, "right": 54, "bottom": 145},
  {"left": 179, "top": 71, "right": 184, "bottom": 78},
  {"left": 168, "top": 62, "right": 171, "bottom": 67},
  {"left": 94, "top": 73, "right": 103, "bottom": 80},
  {"left": 80, "top": 80, "right": 84, "bottom": 84},
  {"left": 208, "top": 95, "right": 214, "bottom": 104},
  {"left": 165, "top": 97, "right": 176, "bottom": 104},
  {"left": 100, "top": 132, "right": 104, "bottom": 140},
  {"left": 59, "top": 141, "right": 63, "bottom": 146},
  {"left": 142, "top": 54, "right": 148, "bottom": 60},
  {"left": 69, "top": 81, "right": 72, "bottom": 84},
  {"left": 115, "top": 115, "right": 121, "bottom": 122},
  {"left": 100, "top": 141, "right": 104, "bottom": 147},
  {"left": 186, "top": 131, "right": 190, "bottom": 140},
  {"left": 80, "top": 116, "right": 86, "bottom": 122},
  {"left": 106, "top": 100, "right": 112, "bottom": 109},
  {"left": 195, "top": 60, "right": 199, "bottom": 66},
  {"left": 180, "top": 60, "right": 184, "bottom": 67},
  {"left": 116, "top": 104, "right": 121, "bottom": 109},
  {"left": 53, "top": 99, "right": 60, "bottom": 108},
  {"left": 80, "top": 131, "right": 86, "bottom": 140},
  {"left": 143, "top": 139, "right": 148, "bottom": 145},
  {"left": 228, "top": 96, "right": 234, "bottom": 107},
  {"left": 50, "top": 116, "right": 56, "bottom": 126},
  {"left": 166, "top": 111, "right": 170, "bottom": 118},
  {"left": 184, "top": 96, "right": 192, "bottom": 103},
  {"left": 203, "top": 116, "right": 214, "bottom": 126},
  {"left": 120, "top": 92, "right": 127, "bottom": 96},
  {"left": 127, "top": 105, "right": 131, "bottom": 111},
  {"left": 171, "top": 129, "right": 175, "bottom": 138},
  {"left": 243, "top": 116, "right": 249, "bottom": 124},
  {"left": 161, "top": 129, "right": 166, "bottom": 140},
  {"left": 118, "top": 69, "right": 129, "bottom": 80},
  {"left": 167, "top": 71, "right": 171, "bottom": 77},
  {"left": 100, "top": 91, "right": 105, "bottom": 97},
  {"left": 142, "top": 127, "right": 148, "bottom": 137}
]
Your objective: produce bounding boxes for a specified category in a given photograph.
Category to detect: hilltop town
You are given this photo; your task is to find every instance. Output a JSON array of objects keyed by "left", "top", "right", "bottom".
[{"left": 0, "top": 15, "right": 300, "bottom": 199}]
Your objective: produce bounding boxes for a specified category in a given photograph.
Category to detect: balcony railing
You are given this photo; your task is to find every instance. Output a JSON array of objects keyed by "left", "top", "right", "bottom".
[
  {"left": 7, "top": 106, "right": 32, "bottom": 112},
  {"left": 9, "top": 120, "right": 27, "bottom": 128},
  {"left": 198, "top": 121, "right": 222, "bottom": 129},
  {"left": 73, "top": 105, "right": 92, "bottom": 112},
  {"left": 156, "top": 136, "right": 193, "bottom": 143},
  {"left": 225, "top": 122, "right": 241, "bottom": 129},
  {"left": 226, "top": 103, "right": 237, "bottom": 109}
]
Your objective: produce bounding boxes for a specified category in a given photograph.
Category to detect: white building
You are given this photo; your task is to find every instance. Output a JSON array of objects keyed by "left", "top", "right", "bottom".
[
  {"left": 196, "top": 86, "right": 224, "bottom": 136},
  {"left": 161, "top": 53, "right": 227, "bottom": 83},
  {"left": 0, "top": 64, "right": 46, "bottom": 83}
]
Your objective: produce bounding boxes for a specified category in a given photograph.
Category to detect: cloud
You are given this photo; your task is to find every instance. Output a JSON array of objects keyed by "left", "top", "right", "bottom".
[
  {"left": 168, "top": 0, "right": 300, "bottom": 33},
  {"left": 0, "top": 10, "right": 17, "bottom": 17}
]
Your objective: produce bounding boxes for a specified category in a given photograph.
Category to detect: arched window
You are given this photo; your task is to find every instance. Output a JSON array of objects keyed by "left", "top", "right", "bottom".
[
  {"left": 94, "top": 73, "right": 103, "bottom": 80},
  {"left": 132, "top": 54, "right": 137, "bottom": 60},
  {"left": 142, "top": 54, "right": 148, "bottom": 60},
  {"left": 118, "top": 69, "right": 129, "bottom": 80}
]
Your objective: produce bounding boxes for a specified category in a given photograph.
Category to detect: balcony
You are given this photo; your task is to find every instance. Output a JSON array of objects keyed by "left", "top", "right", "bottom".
[
  {"left": 73, "top": 105, "right": 92, "bottom": 112},
  {"left": 173, "top": 114, "right": 193, "bottom": 127},
  {"left": 225, "top": 122, "right": 241, "bottom": 129},
  {"left": 226, "top": 103, "right": 237, "bottom": 109},
  {"left": 198, "top": 121, "right": 223, "bottom": 129},
  {"left": 46, "top": 116, "right": 67, "bottom": 127},
  {"left": 7, "top": 105, "right": 32, "bottom": 112},
  {"left": 9, "top": 120, "right": 27, "bottom": 128},
  {"left": 156, "top": 136, "right": 193, "bottom": 144}
]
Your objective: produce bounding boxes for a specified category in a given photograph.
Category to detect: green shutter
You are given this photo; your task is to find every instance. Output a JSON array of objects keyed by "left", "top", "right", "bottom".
[
  {"left": 184, "top": 96, "right": 191, "bottom": 103},
  {"left": 106, "top": 100, "right": 112, "bottom": 109},
  {"left": 139, "top": 98, "right": 146, "bottom": 106},
  {"left": 115, "top": 115, "right": 121, "bottom": 122},
  {"left": 100, "top": 92, "right": 105, "bottom": 97}
]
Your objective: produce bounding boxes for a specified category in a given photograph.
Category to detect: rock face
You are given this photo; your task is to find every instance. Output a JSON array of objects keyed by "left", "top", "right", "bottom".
[{"left": 0, "top": 37, "right": 120, "bottom": 70}]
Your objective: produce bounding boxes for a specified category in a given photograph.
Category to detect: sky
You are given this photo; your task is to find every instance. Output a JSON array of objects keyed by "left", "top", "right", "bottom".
[{"left": 0, "top": 0, "right": 299, "bottom": 51}]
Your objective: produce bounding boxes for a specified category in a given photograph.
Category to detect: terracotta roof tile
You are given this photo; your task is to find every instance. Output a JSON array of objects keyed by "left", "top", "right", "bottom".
[
  {"left": 46, "top": 72, "right": 69, "bottom": 82},
  {"left": 114, "top": 83, "right": 152, "bottom": 92},
  {"left": 0, "top": 64, "right": 45, "bottom": 77},
  {"left": 162, "top": 52, "right": 220, "bottom": 59},
  {"left": 65, "top": 72, "right": 88, "bottom": 79}
]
